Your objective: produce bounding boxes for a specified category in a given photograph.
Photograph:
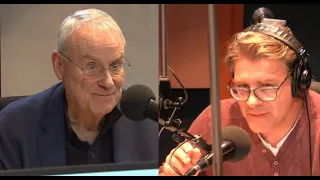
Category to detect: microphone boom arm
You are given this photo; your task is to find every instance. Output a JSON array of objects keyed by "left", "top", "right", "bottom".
[{"left": 159, "top": 118, "right": 212, "bottom": 152}]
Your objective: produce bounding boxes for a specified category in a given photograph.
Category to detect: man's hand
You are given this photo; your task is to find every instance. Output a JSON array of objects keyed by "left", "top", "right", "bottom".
[{"left": 160, "top": 142, "right": 201, "bottom": 176}]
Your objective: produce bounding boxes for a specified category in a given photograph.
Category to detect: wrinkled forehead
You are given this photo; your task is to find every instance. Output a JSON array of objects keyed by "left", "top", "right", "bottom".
[
  {"left": 68, "top": 25, "right": 125, "bottom": 59},
  {"left": 233, "top": 57, "right": 289, "bottom": 81}
]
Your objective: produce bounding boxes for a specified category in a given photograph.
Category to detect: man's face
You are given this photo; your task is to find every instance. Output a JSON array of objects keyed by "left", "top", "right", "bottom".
[
  {"left": 233, "top": 57, "right": 295, "bottom": 134},
  {"left": 61, "top": 26, "right": 125, "bottom": 116}
]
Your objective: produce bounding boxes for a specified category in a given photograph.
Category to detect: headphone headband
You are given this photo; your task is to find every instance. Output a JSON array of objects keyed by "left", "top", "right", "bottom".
[
  {"left": 243, "top": 7, "right": 312, "bottom": 98},
  {"left": 244, "top": 23, "right": 303, "bottom": 53}
]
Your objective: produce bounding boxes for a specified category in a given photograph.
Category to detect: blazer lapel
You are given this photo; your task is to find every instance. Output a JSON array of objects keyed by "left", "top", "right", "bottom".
[{"left": 38, "top": 83, "right": 66, "bottom": 167}]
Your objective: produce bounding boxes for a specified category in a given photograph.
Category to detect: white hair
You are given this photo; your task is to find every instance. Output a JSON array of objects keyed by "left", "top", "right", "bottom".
[{"left": 56, "top": 8, "right": 126, "bottom": 54}]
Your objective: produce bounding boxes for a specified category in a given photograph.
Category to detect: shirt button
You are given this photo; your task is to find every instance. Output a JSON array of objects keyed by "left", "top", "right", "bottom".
[
  {"left": 261, "top": 149, "right": 267, "bottom": 153},
  {"left": 274, "top": 161, "right": 278, "bottom": 165},
  {"left": 88, "top": 150, "right": 95, "bottom": 159},
  {"left": 274, "top": 172, "right": 279, "bottom": 176}
]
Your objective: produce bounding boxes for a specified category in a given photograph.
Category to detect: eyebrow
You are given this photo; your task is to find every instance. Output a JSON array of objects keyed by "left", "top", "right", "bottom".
[
  {"left": 111, "top": 54, "right": 125, "bottom": 64},
  {"left": 233, "top": 77, "right": 277, "bottom": 84},
  {"left": 82, "top": 53, "right": 125, "bottom": 64}
]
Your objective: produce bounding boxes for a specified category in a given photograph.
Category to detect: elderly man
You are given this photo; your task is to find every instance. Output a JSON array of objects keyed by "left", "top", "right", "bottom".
[
  {"left": 0, "top": 8, "right": 158, "bottom": 170},
  {"left": 160, "top": 16, "right": 320, "bottom": 176}
]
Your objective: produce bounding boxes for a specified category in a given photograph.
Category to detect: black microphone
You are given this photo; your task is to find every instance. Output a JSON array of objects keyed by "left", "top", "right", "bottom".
[
  {"left": 120, "top": 84, "right": 158, "bottom": 122},
  {"left": 184, "top": 126, "right": 251, "bottom": 176}
]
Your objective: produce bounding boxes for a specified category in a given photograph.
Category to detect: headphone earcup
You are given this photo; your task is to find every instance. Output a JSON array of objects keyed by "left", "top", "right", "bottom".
[
  {"left": 300, "top": 61, "right": 312, "bottom": 92},
  {"left": 291, "top": 59, "right": 312, "bottom": 98},
  {"left": 291, "top": 60, "right": 300, "bottom": 98}
]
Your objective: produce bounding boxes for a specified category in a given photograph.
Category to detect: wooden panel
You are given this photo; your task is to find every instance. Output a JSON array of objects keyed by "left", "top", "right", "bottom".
[
  {"left": 166, "top": 4, "right": 210, "bottom": 89},
  {"left": 159, "top": 4, "right": 244, "bottom": 100}
]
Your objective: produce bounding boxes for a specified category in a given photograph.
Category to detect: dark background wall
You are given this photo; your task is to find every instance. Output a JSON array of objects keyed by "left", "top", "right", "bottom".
[
  {"left": 244, "top": 4, "right": 320, "bottom": 81},
  {"left": 159, "top": 89, "right": 210, "bottom": 166},
  {"left": 159, "top": 4, "right": 320, "bottom": 166}
]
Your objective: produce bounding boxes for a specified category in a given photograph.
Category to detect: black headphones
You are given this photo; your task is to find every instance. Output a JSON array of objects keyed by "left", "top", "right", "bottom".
[{"left": 244, "top": 7, "right": 312, "bottom": 98}]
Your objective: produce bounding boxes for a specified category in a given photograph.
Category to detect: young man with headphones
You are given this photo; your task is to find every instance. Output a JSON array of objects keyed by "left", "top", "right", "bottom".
[{"left": 159, "top": 8, "right": 320, "bottom": 176}]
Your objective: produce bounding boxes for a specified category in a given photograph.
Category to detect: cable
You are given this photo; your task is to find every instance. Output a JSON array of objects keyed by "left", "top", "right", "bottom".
[
  {"left": 168, "top": 139, "right": 189, "bottom": 176},
  {"left": 167, "top": 65, "right": 188, "bottom": 106},
  {"left": 159, "top": 65, "right": 191, "bottom": 175},
  {"left": 159, "top": 65, "right": 188, "bottom": 138},
  {"left": 158, "top": 127, "right": 165, "bottom": 138},
  {"left": 304, "top": 92, "right": 312, "bottom": 176}
]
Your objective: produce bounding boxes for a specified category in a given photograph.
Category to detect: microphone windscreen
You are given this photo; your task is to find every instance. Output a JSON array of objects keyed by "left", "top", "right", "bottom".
[
  {"left": 120, "top": 84, "right": 156, "bottom": 121},
  {"left": 222, "top": 126, "right": 251, "bottom": 162}
]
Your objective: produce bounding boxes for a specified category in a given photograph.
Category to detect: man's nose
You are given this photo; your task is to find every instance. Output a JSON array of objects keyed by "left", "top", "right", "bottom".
[
  {"left": 98, "top": 69, "right": 115, "bottom": 87},
  {"left": 246, "top": 91, "right": 263, "bottom": 107}
]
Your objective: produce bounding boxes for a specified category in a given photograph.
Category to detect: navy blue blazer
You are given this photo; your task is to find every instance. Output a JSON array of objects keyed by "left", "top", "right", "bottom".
[{"left": 0, "top": 82, "right": 158, "bottom": 170}]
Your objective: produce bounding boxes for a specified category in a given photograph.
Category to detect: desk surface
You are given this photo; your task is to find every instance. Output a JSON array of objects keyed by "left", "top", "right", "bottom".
[
  {"left": 53, "top": 169, "right": 158, "bottom": 176},
  {"left": 0, "top": 161, "right": 159, "bottom": 176}
]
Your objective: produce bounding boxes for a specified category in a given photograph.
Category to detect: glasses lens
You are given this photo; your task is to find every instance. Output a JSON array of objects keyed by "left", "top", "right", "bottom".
[
  {"left": 254, "top": 87, "right": 277, "bottom": 101},
  {"left": 83, "top": 63, "right": 100, "bottom": 77},
  {"left": 229, "top": 87, "right": 249, "bottom": 101},
  {"left": 109, "top": 63, "right": 125, "bottom": 76}
]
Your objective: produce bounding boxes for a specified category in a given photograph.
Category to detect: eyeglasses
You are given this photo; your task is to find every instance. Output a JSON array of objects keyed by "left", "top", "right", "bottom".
[
  {"left": 58, "top": 51, "right": 131, "bottom": 78},
  {"left": 227, "top": 71, "right": 292, "bottom": 102}
]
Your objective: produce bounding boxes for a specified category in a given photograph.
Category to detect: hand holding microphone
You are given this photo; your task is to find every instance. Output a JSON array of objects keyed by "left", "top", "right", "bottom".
[
  {"left": 161, "top": 141, "right": 202, "bottom": 176},
  {"left": 161, "top": 126, "right": 251, "bottom": 176},
  {"left": 184, "top": 126, "right": 251, "bottom": 176}
]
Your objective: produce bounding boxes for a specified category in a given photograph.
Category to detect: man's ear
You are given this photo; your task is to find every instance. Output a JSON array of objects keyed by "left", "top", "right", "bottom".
[{"left": 51, "top": 50, "right": 64, "bottom": 80}]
